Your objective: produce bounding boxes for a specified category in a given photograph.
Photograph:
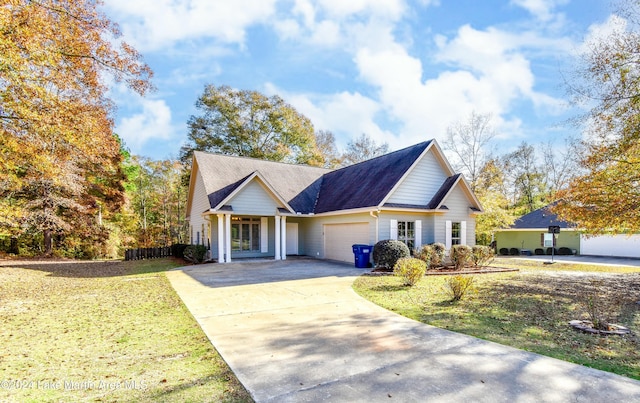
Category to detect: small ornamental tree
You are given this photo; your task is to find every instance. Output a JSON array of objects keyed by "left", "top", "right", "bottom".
[{"left": 373, "top": 240, "right": 410, "bottom": 270}]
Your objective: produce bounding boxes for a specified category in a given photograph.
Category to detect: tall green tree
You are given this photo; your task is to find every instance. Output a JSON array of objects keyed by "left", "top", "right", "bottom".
[
  {"left": 555, "top": 0, "right": 640, "bottom": 234},
  {"left": 474, "top": 158, "right": 515, "bottom": 245},
  {"left": 0, "top": 0, "right": 152, "bottom": 255},
  {"left": 182, "top": 85, "right": 321, "bottom": 166},
  {"left": 502, "top": 142, "right": 547, "bottom": 214}
]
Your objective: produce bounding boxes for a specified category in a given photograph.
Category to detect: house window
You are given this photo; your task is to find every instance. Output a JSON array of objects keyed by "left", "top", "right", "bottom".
[
  {"left": 451, "top": 222, "right": 461, "bottom": 245},
  {"left": 231, "top": 217, "right": 261, "bottom": 252},
  {"left": 398, "top": 221, "right": 415, "bottom": 250}
]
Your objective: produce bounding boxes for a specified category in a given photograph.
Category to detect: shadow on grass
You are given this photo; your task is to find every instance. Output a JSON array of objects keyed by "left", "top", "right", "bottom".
[{"left": 0, "top": 257, "right": 187, "bottom": 278}]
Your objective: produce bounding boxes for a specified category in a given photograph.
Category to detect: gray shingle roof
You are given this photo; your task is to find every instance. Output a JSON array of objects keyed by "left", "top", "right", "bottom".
[
  {"left": 511, "top": 203, "right": 573, "bottom": 229},
  {"left": 193, "top": 140, "right": 462, "bottom": 215},
  {"left": 194, "top": 152, "right": 330, "bottom": 213},
  {"left": 313, "top": 141, "right": 432, "bottom": 213}
]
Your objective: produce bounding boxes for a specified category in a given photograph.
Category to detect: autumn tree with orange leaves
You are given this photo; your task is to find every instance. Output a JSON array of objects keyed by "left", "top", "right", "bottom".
[
  {"left": 554, "top": 0, "right": 640, "bottom": 235},
  {"left": 0, "top": 0, "right": 152, "bottom": 256}
]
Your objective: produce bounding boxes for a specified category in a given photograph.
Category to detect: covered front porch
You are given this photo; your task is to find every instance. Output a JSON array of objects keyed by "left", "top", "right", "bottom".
[{"left": 204, "top": 210, "right": 298, "bottom": 263}]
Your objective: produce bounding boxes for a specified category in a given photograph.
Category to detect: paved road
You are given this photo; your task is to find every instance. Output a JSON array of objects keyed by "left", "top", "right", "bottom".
[
  {"left": 503, "top": 254, "right": 640, "bottom": 267},
  {"left": 166, "top": 258, "right": 640, "bottom": 402}
]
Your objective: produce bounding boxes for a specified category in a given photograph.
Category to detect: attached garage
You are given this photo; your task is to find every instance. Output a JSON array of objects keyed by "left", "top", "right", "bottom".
[
  {"left": 324, "top": 223, "right": 370, "bottom": 263},
  {"left": 580, "top": 235, "right": 640, "bottom": 258}
]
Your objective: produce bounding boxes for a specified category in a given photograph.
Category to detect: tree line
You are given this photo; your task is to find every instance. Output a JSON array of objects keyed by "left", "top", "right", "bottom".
[{"left": 2, "top": 0, "right": 638, "bottom": 258}]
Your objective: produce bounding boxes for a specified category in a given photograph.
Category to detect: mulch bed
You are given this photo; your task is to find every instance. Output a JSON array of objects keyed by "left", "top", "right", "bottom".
[{"left": 364, "top": 266, "right": 519, "bottom": 276}]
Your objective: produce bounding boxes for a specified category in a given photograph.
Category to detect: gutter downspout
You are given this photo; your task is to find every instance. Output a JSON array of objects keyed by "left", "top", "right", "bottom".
[{"left": 370, "top": 210, "right": 380, "bottom": 244}]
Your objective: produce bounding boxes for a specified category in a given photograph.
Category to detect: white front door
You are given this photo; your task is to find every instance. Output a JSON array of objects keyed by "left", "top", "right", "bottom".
[{"left": 286, "top": 223, "right": 298, "bottom": 255}]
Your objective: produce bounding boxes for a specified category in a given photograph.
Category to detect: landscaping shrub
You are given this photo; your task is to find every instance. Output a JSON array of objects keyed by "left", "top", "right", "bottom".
[
  {"left": 393, "top": 257, "right": 427, "bottom": 286},
  {"left": 558, "top": 247, "right": 573, "bottom": 255},
  {"left": 171, "top": 243, "right": 190, "bottom": 259},
  {"left": 534, "top": 248, "right": 545, "bottom": 255},
  {"left": 499, "top": 248, "right": 509, "bottom": 256},
  {"left": 444, "top": 275, "right": 476, "bottom": 302},
  {"left": 471, "top": 245, "right": 494, "bottom": 267},
  {"left": 546, "top": 247, "right": 557, "bottom": 255},
  {"left": 414, "top": 245, "right": 433, "bottom": 269},
  {"left": 430, "top": 243, "right": 446, "bottom": 267},
  {"left": 373, "top": 240, "right": 410, "bottom": 269},
  {"left": 183, "top": 245, "right": 208, "bottom": 264},
  {"left": 450, "top": 245, "right": 473, "bottom": 270},
  {"left": 509, "top": 248, "right": 520, "bottom": 256}
]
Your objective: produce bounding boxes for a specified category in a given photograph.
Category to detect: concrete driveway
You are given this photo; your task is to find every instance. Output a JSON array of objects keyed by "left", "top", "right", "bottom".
[{"left": 166, "top": 258, "right": 640, "bottom": 402}]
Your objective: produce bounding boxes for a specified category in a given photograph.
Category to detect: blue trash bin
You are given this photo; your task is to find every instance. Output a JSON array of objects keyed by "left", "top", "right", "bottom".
[{"left": 352, "top": 244, "right": 371, "bottom": 268}]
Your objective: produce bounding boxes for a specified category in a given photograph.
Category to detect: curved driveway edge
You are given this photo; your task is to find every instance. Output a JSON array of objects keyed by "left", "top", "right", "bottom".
[{"left": 166, "top": 259, "right": 640, "bottom": 402}]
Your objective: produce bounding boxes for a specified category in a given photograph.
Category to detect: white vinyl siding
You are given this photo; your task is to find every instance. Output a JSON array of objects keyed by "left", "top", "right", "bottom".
[
  {"left": 189, "top": 170, "right": 212, "bottom": 247},
  {"left": 227, "top": 180, "right": 282, "bottom": 216},
  {"left": 415, "top": 220, "right": 422, "bottom": 248},
  {"left": 435, "top": 185, "right": 475, "bottom": 247},
  {"left": 386, "top": 150, "right": 448, "bottom": 205}
]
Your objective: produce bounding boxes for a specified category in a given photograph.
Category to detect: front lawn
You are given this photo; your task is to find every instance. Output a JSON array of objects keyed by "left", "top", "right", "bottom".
[
  {"left": 0, "top": 258, "right": 252, "bottom": 403},
  {"left": 353, "top": 261, "right": 640, "bottom": 380}
]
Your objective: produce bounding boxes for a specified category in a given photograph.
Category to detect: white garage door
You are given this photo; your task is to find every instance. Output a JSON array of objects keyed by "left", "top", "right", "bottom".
[
  {"left": 324, "top": 223, "right": 370, "bottom": 263},
  {"left": 581, "top": 235, "right": 640, "bottom": 258}
]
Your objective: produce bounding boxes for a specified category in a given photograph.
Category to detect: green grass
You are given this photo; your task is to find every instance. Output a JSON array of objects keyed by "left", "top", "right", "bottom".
[
  {"left": 0, "top": 258, "right": 252, "bottom": 402},
  {"left": 492, "top": 257, "right": 640, "bottom": 273},
  {"left": 353, "top": 261, "right": 640, "bottom": 380}
]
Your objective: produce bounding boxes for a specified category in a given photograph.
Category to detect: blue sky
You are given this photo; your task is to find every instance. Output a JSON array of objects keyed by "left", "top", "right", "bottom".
[{"left": 103, "top": 0, "right": 615, "bottom": 161}]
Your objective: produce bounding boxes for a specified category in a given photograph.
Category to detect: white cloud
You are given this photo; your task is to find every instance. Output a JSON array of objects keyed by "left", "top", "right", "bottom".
[
  {"left": 115, "top": 99, "right": 174, "bottom": 150},
  {"left": 510, "top": 0, "right": 569, "bottom": 21},
  {"left": 106, "top": 0, "right": 277, "bottom": 51},
  {"left": 265, "top": 83, "right": 391, "bottom": 148}
]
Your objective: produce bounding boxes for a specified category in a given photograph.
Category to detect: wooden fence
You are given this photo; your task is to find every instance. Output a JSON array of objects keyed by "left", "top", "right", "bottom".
[{"left": 124, "top": 247, "right": 172, "bottom": 261}]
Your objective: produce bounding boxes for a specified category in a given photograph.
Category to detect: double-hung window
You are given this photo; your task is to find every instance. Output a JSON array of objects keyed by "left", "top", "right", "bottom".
[
  {"left": 451, "top": 222, "right": 461, "bottom": 245},
  {"left": 397, "top": 221, "right": 415, "bottom": 250}
]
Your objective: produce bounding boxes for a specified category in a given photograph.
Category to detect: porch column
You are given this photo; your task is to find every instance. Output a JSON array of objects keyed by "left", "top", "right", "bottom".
[
  {"left": 274, "top": 216, "right": 281, "bottom": 260},
  {"left": 281, "top": 216, "right": 287, "bottom": 261},
  {"left": 217, "top": 214, "right": 224, "bottom": 263},
  {"left": 225, "top": 213, "right": 232, "bottom": 263}
]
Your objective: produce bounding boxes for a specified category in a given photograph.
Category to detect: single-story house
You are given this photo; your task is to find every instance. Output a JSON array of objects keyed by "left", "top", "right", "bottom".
[
  {"left": 186, "top": 139, "right": 483, "bottom": 263},
  {"left": 495, "top": 204, "right": 579, "bottom": 255},
  {"left": 495, "top": 204, "right": 640, "bottom": 258}
]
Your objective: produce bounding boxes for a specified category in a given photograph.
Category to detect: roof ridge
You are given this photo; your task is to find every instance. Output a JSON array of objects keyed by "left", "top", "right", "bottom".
[{"left": 194, "top": 150, "right": 333, "bottom": 171}]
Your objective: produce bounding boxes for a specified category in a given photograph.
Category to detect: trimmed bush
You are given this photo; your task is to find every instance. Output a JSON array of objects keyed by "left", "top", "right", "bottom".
[
  {"left": 373, "top": 240, "right": 410, "bottom": 269},
  {"left": 546, "top": 247, "right": 557, "bottom": 255},
  {"left": 393, "top": 257, "right": 427, "bottom": 286},
  {"left": 414, "top": 245, "right": 433, "bottom": 269},
  {"left": 558, "top": 247, "right": 573, "bottom": 255},
  {"left": 509, "top": 248, "right": 520, "bottom": 256},
  {"left": 444, "top": 275, "right": 476, "bottom": 302},
  {"left": 499, "top": 248, "right": 509, "bottom": 256},
  {"left": 450, "top": 244, "right": 473, "bottom": 270},
  {"left": 534, "top": 248, "right": 545, "bottom": 255},
  {"left": 471, "top": 245, "right": 494, "bottom": 268},
  {"left": 430, "top": 243, "right": 446, "bottom": 268},
  {"left": 183, "top": 245, "right": 208, "bottom": 264}
]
